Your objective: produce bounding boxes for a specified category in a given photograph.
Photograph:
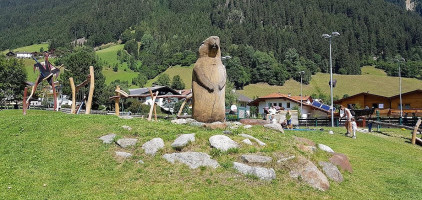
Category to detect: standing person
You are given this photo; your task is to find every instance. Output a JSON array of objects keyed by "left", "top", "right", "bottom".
[
  {"left": 340, "top": 105, "right": 353, "bottom": 136},
  {"left": 286, "top": 110, "right": 292, "bottom": 129},
  {"left": 351, "top": 118, "right": 357, "bottom": 139},
  {"left": 268, "top": 106, "right": 276, "bottom": 122}
]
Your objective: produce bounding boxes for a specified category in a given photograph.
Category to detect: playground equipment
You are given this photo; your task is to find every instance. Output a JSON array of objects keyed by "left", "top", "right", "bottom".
[
  {"left": 368, "top": 119, "right": 422, "bottom": 146},
  {"left": 69, "top": 66, "right": 95, "bottom": 114},
  {"left": 24, "top": 53, "right": 63, "bottom": 115},
  {"left": 111, "top": 86, "right": 188, "bottom": 121}
]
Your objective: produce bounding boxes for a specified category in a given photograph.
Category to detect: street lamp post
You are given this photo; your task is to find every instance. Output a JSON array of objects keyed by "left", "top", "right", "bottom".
[
  {"left": 299, "top": 71, "right": 305, "bottom": 118},
  {"left": 395, "top": 57, "right": 405, "bottom": 124},
  {"left": 322, "top": 32, "right": 340, "bottom": 127}
]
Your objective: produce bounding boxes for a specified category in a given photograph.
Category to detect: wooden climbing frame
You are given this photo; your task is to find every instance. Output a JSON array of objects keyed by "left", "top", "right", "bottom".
[{"left": 69, "top": 66, "right": 95, "bottom": 114}]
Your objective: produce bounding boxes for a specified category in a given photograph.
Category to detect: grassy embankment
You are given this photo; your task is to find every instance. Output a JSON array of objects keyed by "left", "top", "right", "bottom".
[
  {"left": 1, "top": 110, "right": 421, "bottom": 199},
  {"left": 145, "top": 65, "right": 194, "bottom": 88},
  {"left": 237, "top": 66, "right": 422, "bottom": 98},
  {"left": 95, "top": 44, "right": 139, "bottom": 86}
]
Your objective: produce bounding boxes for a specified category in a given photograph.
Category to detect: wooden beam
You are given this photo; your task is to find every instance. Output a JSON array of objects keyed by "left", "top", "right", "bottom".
[
  {"left": 115, "top": 89, "right": 129, "bottom": 98},
  {"left": 75, "top": 78, "right": 90, "bottom": 91},
  {"left": 23, "top": 87, "right": 28, "bottom": 115},
  {"left": 85, "top": 66, "right": 95, "bottom": 114},
  {"left": 115, "top": 85, "right": 120, "bottom": 116},
  {"left": 368, "top": 120, "right": 422, "bottom": 132},
  {"left": 148, "top": 90, "right": 159, "bottom": 121},
  {"left": 69, "top": 77, "right": 76, "bottom": 114},
  {"left": 176, "top": 94, "right": 192, "bottom": 118},
  {"left": 412, "top": 119, "right": 421, "bottom": 145},
  {"left": 108, "top": 94, "right": 188, "bottom": 100}
]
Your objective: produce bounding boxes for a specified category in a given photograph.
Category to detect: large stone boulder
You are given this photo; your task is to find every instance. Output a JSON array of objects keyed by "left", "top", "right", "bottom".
[
  {"left": 171, "top": 134, "right": 195, "bottom": 150},
  {"left": 209, "top": 135, "right": 238, "bottom": 151},
  {"left": 142, "top": 138, "right": 165, "bottom": 156},
  {"left": 241, "top": 155, "right": 272, "bottom": 163},
  {"left": 319, "top": 161, "right": 343, "bottom": 183},
  {"left": 239, "top": 134, "right": 266, "bottom": 146},
  {"left": 116, "top": 138, "right": 138, "bottom": 148},
  {"left": 233, "top": 162, "right": 276, "bottom": 181},
  {"left": 289, "top": 157, "right": 330, "bottom": 191},
  {"left": 99, "top": 133, "right": 116, "bottom": 144},
  {"left": 318, "top": 144, "right": 335, "bottom": 153},
  {"left": 239, "top": 119, "right": 268, "bottom": 125},
  {"left": 163, "top": 152, "right": 219, "bottom": 169},
  {"left": 329, "top": 153, "right": 353, "bottom": 173},
  {"left": 204, "top": 122, "right": 227, "bottom": 130},
  {"left": 192, "top": 36, "right": 226, "bottom": 123},
  {"left": 264, "top": 123, "right": 284, "bottom": 133}
]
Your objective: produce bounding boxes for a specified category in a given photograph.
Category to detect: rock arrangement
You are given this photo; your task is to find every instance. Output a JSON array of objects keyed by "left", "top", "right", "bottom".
[
  {"left": 171, "top": 133, "right": 195, "bottom": 150},
  {"left": 209, "top": 135, "right": 238, "bottom": 151},
  {"left": 99, "top": 122, "right": 353, "bottom": 192},
  {"left": 116, "top": 138, "right": 138, "bottom": 148},
  {"left": 142, "top": 138, "right": 164, "bottom": 156},
  {"left": 233, "top": 162, "right": 276, "bottom": 181},
  {"left": 163, "top": 152, "right": 219, "bottom": 169}
]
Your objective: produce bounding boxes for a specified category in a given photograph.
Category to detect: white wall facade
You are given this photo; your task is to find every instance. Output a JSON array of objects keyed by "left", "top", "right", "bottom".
[
  {"left": 16, "top": 53, "right": 32, "bottom": 58},
  {"left": 258, "top": 99, "right": 299, "bottom": 113}
]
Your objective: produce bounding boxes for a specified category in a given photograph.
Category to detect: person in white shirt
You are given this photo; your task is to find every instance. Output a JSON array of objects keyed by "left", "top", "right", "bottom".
[{"left": 340, "top": 105, "right": 353, "bottom": 136}]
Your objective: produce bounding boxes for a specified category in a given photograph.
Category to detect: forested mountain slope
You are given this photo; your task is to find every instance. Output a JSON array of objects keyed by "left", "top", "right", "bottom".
[{"left": 2, "top": 0, "right": 422, "bottom": 88}]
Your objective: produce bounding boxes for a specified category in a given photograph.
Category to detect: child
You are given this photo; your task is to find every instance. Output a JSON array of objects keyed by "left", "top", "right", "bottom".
[{"left": 351, "top": 118, "right": 357, "bottom": 139}]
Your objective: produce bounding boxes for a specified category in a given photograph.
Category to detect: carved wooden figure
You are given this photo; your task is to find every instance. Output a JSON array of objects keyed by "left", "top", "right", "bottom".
[{"left": 192, "top": 36, "right": 226, "bottom": 123}]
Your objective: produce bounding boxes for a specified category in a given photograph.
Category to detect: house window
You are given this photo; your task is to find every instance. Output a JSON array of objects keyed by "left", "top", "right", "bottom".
[
  {"left": 379, "top": 104, "right": 384, "bottom": 109},
  {"left": 273, "top": 103, "right": 277, "bottom": 106},
  {"left": 287, "top": 102, "right": 291, "bottom": 108},
  {"left": 268, "top": 103, "right": 272, "bottom": 107},
  {"left": 405, "top": 104, "right": 411, "bottom": 109},
  {"left": 279, "top": 103, "right": 282, "bottom": 107}
]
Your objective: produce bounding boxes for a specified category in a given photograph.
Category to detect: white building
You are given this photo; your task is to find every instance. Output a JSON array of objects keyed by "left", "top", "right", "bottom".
[
  {"left": 248, "top": 93, "right": 330, "bottom": 118},
  {"left": 16, "top": 52, "right": 33, "bottom": 58},
  {"left": 129, "top": 86, "right": 182, "bottom": 112}
]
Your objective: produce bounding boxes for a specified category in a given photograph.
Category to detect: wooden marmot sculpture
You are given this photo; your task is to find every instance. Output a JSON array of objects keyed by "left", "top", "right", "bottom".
[{"left": 192, "top": 36, "right": 226, "bottom": 123}]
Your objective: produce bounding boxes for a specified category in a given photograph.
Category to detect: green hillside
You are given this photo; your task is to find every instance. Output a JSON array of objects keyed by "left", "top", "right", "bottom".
[
  {"left": 146, "top": 65, "right": 193, "bottom": 88},
  {"left": 95, "top": 44, "right": 138, "bottom": 86},
  {"left": 1, "top": 110, "right": 422, "bottom": 199},
  {"left": 238, "top": 66, "right": 422, "bottom": 98},
  {"left": 1, "top": 43, "right": 48, "bottom": 55}
]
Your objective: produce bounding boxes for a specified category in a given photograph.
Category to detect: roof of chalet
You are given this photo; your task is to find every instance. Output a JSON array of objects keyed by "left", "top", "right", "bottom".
[
  {"left": 334, "top": 89, "right": 422, "bottom": 103},
  {"left": 235, "top": 93, "right": 252, "bottom": 103},
  {"left": 389, "top": 89, "right": 422, "bottom": 99},
  {"left": 333, "top": 92, "right": 389, "bottom": 104},
  {"left": 248, "top": 93, "right": 329, "bottom": 113},
  {"left": 129, "top": 86, "right": 180, "bottom": 96}
]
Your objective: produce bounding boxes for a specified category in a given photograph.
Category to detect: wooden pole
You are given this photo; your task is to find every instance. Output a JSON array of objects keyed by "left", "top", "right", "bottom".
[
  {"left": 85, "top": 66, "right": 95, "bottom": 114},
  {"left": 52, "top": 80, "right": 57, "bottom": 111},
  {"left": 177, "top": 99, "right": 188, "bottom": 117},
  {"left": 148, "top": 89, "right": 158, "bottom": 121},
  {"left": 154, "top": 103, "right": 157, "bottom": 121},
  {"left": 115, "top": 85, "right": 120, "bottom": 116},
  {"left": 411, "top": 119, "right": 421, "bottom": 145},
  {"left": 69, "top": 77, "right": 76, "bottom": 114},
  {"left": 177, "top": 94, "right": 192, "bottom": 118},
  {"left": 23, "top": 87, "right": 28, "bottom": 115}
]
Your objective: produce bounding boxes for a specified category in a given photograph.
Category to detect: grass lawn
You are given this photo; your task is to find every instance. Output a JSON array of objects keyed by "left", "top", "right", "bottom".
[
  {"left": 96, "top": 44, "right": 124, "bottom": 67},
  {"left": 1, "top": 43, "right": 49, "bottom": 55},
  {"left": 96, "top": 44, "right": 139, "bottom": 87},
  {"left": 146, "top": 65, "right": 193, "bottom": 88},
  {"left": 238, "top": 69, "right": 422, "bottom": 98},
  {"left": 1, "top": 110, "right": 421, "bottom": 199},
  {"left": 102, "top": 68, "right": 138, "bottom": 86}
]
